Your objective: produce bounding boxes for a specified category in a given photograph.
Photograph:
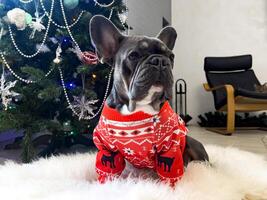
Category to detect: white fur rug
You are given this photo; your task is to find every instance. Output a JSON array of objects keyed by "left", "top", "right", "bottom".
[{"left": 0, "top": 145, "right": 267, "bottom": 200}]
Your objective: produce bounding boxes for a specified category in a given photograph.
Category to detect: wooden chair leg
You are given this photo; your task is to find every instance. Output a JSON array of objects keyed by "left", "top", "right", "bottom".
[
  {"left": 226, "top": 107, "right": 235, "bottom": 134},
  {"left": 226, "top": 85, "right": 235, "bottom": 134},
  {"left": 205, "top": 109, "right": 235, "bottom": 135},
  {"left": 203, "top": 83, "right": 236, "bottom": 135}
]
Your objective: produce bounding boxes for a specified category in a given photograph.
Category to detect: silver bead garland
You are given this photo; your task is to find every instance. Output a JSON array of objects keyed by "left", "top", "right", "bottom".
[
  {"left": 0, "top": 52, "right": 55, "bottom": 84},
  {"left": 40, "top": 0, "right": 84, "bottom": 29},
  {"left": 57, "top": 0, "right": 116, "bottom": 120},
  {"left": 109, "top": 7, "right": 114, "bottom": 19},
  {"left": 19, "top": 0, "right": 34, "bottom": 4},
  {"left": 58, "top": 0, "right": 115, "bottom": 52},
  {"left": 2, "top": 0, "right": 119, "bottom": 120},
  {"left": 58, "top": 65, "right": 114, "bottom": 120},
  {"left": 117, "top": 12, "right": 128, "bottom": 34},
  {"left": 8, "top": 0, "right": 54, "bottom": 58},
  {"left": 59, "top": 0, "right": 82, "bottom": 51},
  {"left": 94, "top": 0, "right": 115, "bottom": 8}
]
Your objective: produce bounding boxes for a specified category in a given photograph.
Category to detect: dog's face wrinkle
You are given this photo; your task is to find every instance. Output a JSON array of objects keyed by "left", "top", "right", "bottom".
[
  {"left": 130, "top": 65, "right": 170, "bottom": 102},
  {"left": 128, "top": 59, "right": 147, "bottom": 96},
  {"left": 128, "top": 62, "right": 160, "bottom": 101},
  {"left": 109, "top": 36, "right": 175, "bottom": 110},
  {"left": 128, "top": 52, "right": 171, "bottom": 83},
  {"left": 110, "top": 81, "right": 129, "bottom": 109}
]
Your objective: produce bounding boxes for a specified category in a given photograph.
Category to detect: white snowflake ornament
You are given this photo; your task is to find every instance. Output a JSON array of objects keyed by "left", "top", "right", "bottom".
[
  {"left": 0, "top": 69, "right": 19, "bottom": 110},
  {"left": 29, "top": 12, "right": 46, "bottom": 39},
  {"left": 69, "top": 95, "right": 98, "bottom": 120}
]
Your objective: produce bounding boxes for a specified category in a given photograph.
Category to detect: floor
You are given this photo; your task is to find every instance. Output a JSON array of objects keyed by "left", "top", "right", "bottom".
[
  {"left": 0, "top": 126, "right": 266, "bottom": 165},
  {"left": 188, "top": 126, "right": 267, "bottom": 156}
]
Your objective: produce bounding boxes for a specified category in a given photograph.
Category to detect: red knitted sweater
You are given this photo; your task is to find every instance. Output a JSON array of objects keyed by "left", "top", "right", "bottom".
[{"left": 93, "top": 101, "right": 187, "bottom": 185}]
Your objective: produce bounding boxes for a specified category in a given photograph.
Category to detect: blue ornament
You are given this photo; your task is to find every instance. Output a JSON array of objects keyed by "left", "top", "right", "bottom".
[
  {"left": 66, "top": 82, "right": 77, "bottom": 89},
  {"left": 63, "top": 0, "right": 79, "bottom": 9},
  {"left": 60, "top": 36, "right": 73, "bottom": 51}
]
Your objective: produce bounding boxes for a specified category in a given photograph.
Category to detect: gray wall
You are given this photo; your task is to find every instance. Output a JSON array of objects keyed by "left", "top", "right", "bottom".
[{"left": 126, "top": 0, "right": 172, "bottom": 36}]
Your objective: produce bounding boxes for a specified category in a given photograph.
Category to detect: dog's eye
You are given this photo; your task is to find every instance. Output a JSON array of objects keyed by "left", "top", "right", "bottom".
[
  {"left": 169, "top": 54, "right": 175, "bottom": 61},
  {"left": 128, "top": 51, "right": 140, "bottom": 61}
]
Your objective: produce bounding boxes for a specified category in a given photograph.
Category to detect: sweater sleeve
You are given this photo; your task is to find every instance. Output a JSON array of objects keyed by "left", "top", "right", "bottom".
[
  {"left": 156, "top": 116, "right": 187, "bottom": 187},
  {"left": 93, "top": 118, "right": 125, "bottom": 183}
]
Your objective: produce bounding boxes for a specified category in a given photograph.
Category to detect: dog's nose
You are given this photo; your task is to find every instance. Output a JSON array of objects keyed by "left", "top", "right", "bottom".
[{"left": 148, "top": 56, "right": 168, "bottom": 70}]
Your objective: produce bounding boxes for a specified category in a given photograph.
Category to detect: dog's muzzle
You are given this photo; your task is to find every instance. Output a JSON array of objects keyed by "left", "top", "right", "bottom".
[
  {"left": 129, "top": 54, "right": 173, "bottom": 101},
  {"left": 147, "top": 55, "right": 170, "bottom": 72}
]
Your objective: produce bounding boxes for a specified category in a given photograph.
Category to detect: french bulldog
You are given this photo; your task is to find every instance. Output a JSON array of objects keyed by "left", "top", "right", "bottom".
[{"left": 90, "top": 15, "right": 209, "bottom": 185}]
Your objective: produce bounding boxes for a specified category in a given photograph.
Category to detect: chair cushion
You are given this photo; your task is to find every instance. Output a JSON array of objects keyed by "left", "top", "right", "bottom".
[
  {"left": 206, "top": 70, "right": 261, "bottom": 109},
  {"left": 236, "top": 88, "right": 267, "bottom": 99},
  {"left": 204, "top": 55, "right": 252, "bottom": 71}
]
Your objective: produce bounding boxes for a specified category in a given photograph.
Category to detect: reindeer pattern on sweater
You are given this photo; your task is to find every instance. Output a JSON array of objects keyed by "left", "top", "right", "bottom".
[{"left": 93, "top": 101, "right": 187, "bottom": 185}]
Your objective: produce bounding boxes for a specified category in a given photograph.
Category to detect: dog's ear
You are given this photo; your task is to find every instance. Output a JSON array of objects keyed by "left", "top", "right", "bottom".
[
  {"left": 156, "top": 26, "right": 177, "bottom": 50},
  {"left": 89, "top": 15, "right": 124, "bottom": 65}
]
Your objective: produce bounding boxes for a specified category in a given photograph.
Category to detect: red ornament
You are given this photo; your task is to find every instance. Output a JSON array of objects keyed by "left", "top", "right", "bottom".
[{"left": 81, "top": 51, "right": 98, "bottom": 65}]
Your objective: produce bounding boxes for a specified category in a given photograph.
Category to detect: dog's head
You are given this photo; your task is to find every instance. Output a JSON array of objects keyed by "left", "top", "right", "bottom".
[{"left": 90, "top": 15, "right": 177, "bottom": 112}]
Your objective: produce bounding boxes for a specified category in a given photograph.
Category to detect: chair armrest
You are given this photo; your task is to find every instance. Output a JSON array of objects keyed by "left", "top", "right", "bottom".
[
  {"left": 203, "top": 83, "right": 235, "bottom": 112},
  {"left": 203, "top": 83, "right": 235, "bottom": 93}
]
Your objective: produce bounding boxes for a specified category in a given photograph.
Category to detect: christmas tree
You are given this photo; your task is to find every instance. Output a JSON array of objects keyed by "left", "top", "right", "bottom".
[{"left": 0, "top": 0, "right": 128, "bottom": 162}]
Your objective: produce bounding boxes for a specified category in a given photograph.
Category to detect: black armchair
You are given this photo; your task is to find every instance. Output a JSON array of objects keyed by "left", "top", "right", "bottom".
[{"left": 203, "top": 55, "right": 267, "bottom": 135}]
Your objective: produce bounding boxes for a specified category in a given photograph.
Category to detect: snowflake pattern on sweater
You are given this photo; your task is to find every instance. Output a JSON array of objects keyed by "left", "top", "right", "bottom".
[{"left": 93, "top": 101, "right": 187, "bottom": 185}]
